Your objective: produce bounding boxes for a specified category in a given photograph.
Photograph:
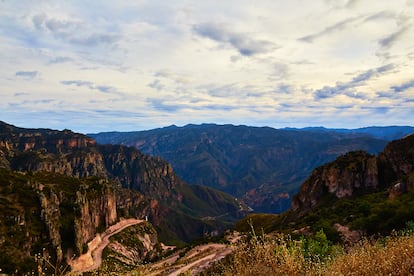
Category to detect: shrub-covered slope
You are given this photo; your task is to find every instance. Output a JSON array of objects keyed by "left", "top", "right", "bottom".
[
  {"left": 237, "top": 134, "right": 414, "bottom": 241},
  {"left": 0, "top": 120, "right": 246, "bottom": 274},
  {"left": 90, "top": 124, "right": 395, "bottom": 213}
]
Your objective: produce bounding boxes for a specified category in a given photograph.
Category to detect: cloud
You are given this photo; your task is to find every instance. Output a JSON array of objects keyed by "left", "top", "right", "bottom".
[
  {"left": 15, "top": 71, "right": 39, "bottom": 78},
  {"left": 204, "top": 83, "right": 265, "bottom": 99},
  {"left": 148, "top": 95, "right": 239, "bottom": 113},
  {"left": 32, "top": 13, "right": 80, "bottom": 37},
  {"left": 276, "top": 84, "right": 293, "bottom": 94},
  {"left": 49, "top": 56, "right": 73, "bottom": 64},
  {"left": 2, "top": 1, "right": 413, "bottom": 131},
  {"left": 31, "top": 13, "right": 119, "bottom": 47},
  {"left": 148, "top": 79, "right": 165, "bottom": 91},
  {"left": 148, "top": 98, "right": 183, "bottom": 112},
  {"left": 270, "top": 63, "right": 289, "bottom": 80},
  {"left": 193, "top": 22, "right": 276, "bottom": 56},
  {"left": 364, "top": 11, "right": 396, "bottom": 22},
  {"left": 379, "top": 25, "right": 410, "bottom": 49},
  {"left": 314, "top": 64, "right": 394, "bottom": 99},
  {"left": 299, "top": 16, "right": 361, "bottom": 43},
  {"left": 14, "top": 92, "right": 30, "bottom": 97},
  {"left": 361, "top": 106, "right": 391, "bottom": 114},
  {"left": 61, "top": 80, "right": 121, "bottom": 94},
  {"left": 390, "top": 79, "right": 414, "bottom": 93},
  {"left": 345, "top": 0, "right": 362, "bottom": 8},
  {"left": 61, "top": 80, "right": 94, "bottom": 88},
  {"left": 69, "top": 33, "right": 120, "bottom": 46}
]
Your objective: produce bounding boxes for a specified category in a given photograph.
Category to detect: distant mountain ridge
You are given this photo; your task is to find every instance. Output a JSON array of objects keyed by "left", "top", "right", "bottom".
[
  {"left": 283, "top": 126, "right": 414, "bottom": 141},
  {"left": 90, "top": 124, "right": 412, "bottom": 213}
]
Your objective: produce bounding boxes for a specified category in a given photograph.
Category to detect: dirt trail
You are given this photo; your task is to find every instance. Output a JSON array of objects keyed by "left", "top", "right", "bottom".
[
  {"left": 146, "top": 243, "right": 234, "bottom": 276},
  {"left": 168, "top": 244, "right": 232, "bottom": 276},
  {"left": 69, "top": 218, "right": 143, "bottom": 273}
]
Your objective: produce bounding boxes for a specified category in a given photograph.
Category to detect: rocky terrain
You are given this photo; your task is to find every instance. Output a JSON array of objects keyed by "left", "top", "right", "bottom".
[
  {"left": 237, "top": 133, "right": 414, "bottom": 241},
  {"left": 292, "top": 133, "right": 414, "bottom": 213},
  {"left": 0, "top": 121, "right": 246, "bottom": 274},
  {"left": 90, "top": 124, "right": 411, "bottom": 213}
]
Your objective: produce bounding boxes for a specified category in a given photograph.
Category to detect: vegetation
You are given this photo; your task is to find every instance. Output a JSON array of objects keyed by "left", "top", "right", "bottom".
[
  {"left": 0, "top": 168, "right": 116, "bottom": 274},
  {"left": 236, "top": 186, "right": 414, "bottom": 244},
  {"left": 91, "top": 124, "right": 391, "bottom": 213},
  {"left": 204, "top": 222, "right": 414, "bottom": 275}
]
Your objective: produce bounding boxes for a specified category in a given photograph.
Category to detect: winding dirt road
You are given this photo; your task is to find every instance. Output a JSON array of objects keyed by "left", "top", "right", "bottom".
[{"left": 69, "top": 218, "right": 143, "bottom": 273}]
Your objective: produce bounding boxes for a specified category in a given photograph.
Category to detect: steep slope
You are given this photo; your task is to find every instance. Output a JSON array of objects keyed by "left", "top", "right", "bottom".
[
  {"left": 292, "top": 133, "right": 414, "bottom": 213},
  {"left": 0, "top": 169, "right": 120, "bottom": 273},
  {"left": 237, "top": 134, "right": 414, "bottom": 241},
  {"left": 0, "top": 121, "right": 245, "bottom": 274},
  {"left": 90, "top": 124, "right": 392, "bottom": 213}
]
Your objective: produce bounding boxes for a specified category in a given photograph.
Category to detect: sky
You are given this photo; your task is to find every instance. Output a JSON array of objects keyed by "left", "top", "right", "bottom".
[{"left": 1, "top": 0, "right": 413, "bottom": 133}]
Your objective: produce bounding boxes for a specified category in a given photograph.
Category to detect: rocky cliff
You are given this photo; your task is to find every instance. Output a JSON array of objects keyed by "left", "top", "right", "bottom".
[
  {"left": 0, "top": 122, "right": 107, "bottom": 178},
  {"left": 292, "top": 134, "right": 414, "bottom": 214},
  {"left": 292, "top": 151, "right": 378, "bottom": 212},
  {"left": 0, "top": 121, "right": 244, "bottom": 274},
  {"left": 0, "top": 169, "right": 120, "bottom": 273},
  {"left": 237, "top": 134, "right": 414, "bottom": 242},
  {"left": 103, "top": 221, "right": 163, "bottom": 270}
]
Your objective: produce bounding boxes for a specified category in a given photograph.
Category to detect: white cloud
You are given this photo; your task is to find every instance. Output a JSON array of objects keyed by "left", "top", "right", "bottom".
[{"left": 0, "top": 0, "right": 413, "bottom": 132}]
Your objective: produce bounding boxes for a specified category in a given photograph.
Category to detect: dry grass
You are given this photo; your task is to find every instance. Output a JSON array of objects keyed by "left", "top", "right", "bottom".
[
  {"left": 207, "top": 232, "right": 414, "bottom": 276},
  {"left": 210, "top": 233, "right": 327, "bottom": 276},
  {"left": 89, "top": 226, "right": 414, "bottom": 275},
  {"left": 328, "top": 235, "right": 414, "bottom": 275}
]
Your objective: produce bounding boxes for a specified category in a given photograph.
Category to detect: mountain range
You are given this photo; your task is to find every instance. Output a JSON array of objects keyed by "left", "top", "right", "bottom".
[
  {"left": 90, "top": 124, "right": 414, "bottom": 213},
  {"left": 0, "top": 121, "right": 246, "bottom": 274},
  {"left": 1, "top": 120, "right": 414, "bottom": 274}
]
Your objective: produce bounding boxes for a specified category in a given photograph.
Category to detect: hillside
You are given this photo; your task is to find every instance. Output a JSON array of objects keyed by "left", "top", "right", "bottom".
[
  {"left": 0, "top": 121, "right": 246, "bottom": 274},
  {"left": 90, "top": 124, "right": 400, "bottom": 213},
  {"left": 236, "top": 133, "right": 414, "bottom": 241}
]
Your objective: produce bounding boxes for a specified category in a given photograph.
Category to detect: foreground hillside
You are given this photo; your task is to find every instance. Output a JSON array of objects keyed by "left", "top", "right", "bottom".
[
  {"left": 90, "top": 124, "right": 402, "bottom": 213},
  {"left": 197, "top": 133, "right": 414, "bottom": 275},
  {"left": 0, "top": 121, "right": 246, "bottom": 274},
  {"left": 203, "top": 227, "right": 414, "bottom": 275}
]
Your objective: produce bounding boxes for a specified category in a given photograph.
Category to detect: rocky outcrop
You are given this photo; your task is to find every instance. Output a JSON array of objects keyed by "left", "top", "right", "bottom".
[
  {"left": 292, "top": 151, "right": 378, "bottom": 212},
  {"left": 38, "top": 188, "right": 63, "bottom": 261},
  {"left": 0, "top": 169, "right": 121, "bottom": 274},
  {"left": 378, "top": 134, "right": 414, "bottom": 185},
  {"left": 0, "top": 121, "right": 245, "bottom": 274},
  {"left": 292, "top": 134, "right": 414, "bottom": 214},
  {"left": 99, "top": 144, "right": 182, "bottom": 203},
  {"left": 74, "top": 183, "right": 117, "bottom": 254},
  {"left": 105, "top": 221, "right": 162, "bottom": 266}
]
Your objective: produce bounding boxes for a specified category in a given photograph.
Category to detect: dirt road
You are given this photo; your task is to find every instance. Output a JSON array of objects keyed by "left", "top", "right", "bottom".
[
  {"left": 168, "top": 244, "right": 232, "bottom": 276},
  {"left": 145, "top": 243, "right": 234, "bottom": 276},
  {"left": 70, "top": 218, "right": 143, "bottom": 273}
]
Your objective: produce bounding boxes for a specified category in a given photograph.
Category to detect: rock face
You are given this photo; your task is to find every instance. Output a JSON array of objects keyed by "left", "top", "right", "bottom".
[
  {"left": 0, "top": 120, "right": 244, "bottom": 274},
  {"left": 99, "top": 144, "right": 182, "bottom": 203},
  {"left": 105, "top": 221, "right": 162, "bottom": 267},
  {"left": 74, "top": 183, "right": 118, "bottom": 253},
  {"left": 378, "top": 134, "right": 414, "bottom": 184},
  {"left": 292, "top": 134, "right": 414, "bottom": 213},
  {"left": 0, "top": 122, "right": 107, "bottom": 178},
  {"left": 0, "top": 169, "right": 121, "bottom": 273}
]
